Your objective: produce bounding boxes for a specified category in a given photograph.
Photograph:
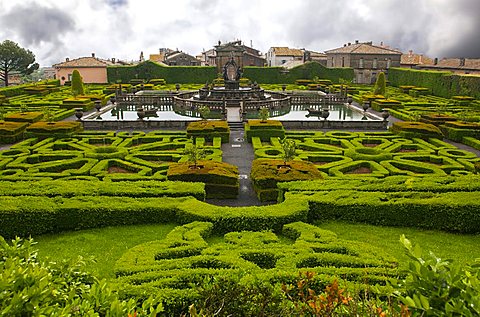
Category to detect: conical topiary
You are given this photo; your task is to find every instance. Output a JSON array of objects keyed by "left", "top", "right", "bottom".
[
  {"left": 71, "top": 69, "right": 84, "bottom": 98},
  {"left": 373, "top": 72, "right": 386, "bottom": 96}
]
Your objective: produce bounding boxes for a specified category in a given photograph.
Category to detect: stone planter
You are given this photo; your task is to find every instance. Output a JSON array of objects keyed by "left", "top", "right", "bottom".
[
  {"left": 75, "top": 108, "right": 84, "bottom": 120},
  {"left": 137, "top": 108, "right": 145, "bottom": 120},
  {"left": 321, "top": 108, "right": 330, "bottom": 120}
]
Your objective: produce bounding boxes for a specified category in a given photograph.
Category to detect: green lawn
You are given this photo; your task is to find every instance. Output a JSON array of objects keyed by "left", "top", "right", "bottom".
[
  {"left": 34, "top": 221, "right": 480, "bottom": 280},
  {"left": 34, "top": 223, "right": 177, "bottom": 278},
  {"left": 316, "top": 221, "right": 480, "bottom": 268}
]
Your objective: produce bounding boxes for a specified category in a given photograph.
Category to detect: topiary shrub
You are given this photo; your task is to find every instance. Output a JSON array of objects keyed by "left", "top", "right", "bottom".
[
  {"left": 186, "top": 120, "right": 229, "bottom": 143},
  {"left": 373, "top": 72, "right": 386, "bottom": 96},
  {"left": 167, "top": 160, "right": 239, "bottom": 199},
  {"left": 245, "top": 120, "right": 285, "bottom": 142},
  {"left": 391, "top": 122, "right": 443, "bottom": 139},
  {"left": 344, "top": 147, "right": 392, "bottom": 162},
  {"left": 251, "top": 159, "right": 323, "bottom": 201},
  {"left": 71, "top": 69, "right": 84, "bottom": 97}
]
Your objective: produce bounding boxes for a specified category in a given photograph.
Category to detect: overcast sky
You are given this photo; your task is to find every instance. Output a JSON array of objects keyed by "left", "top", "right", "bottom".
[{"left": 0, "top": 0, "right": 478, "bottom": 67}]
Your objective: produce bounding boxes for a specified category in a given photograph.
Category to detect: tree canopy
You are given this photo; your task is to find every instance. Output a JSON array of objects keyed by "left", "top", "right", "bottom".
[{"left": 0, "top": 40, "right": 39, "bottom": 86}]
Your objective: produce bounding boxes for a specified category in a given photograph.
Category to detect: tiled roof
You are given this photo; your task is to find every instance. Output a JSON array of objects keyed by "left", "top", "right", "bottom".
[
  {"left": 437, "top": 58, "right": 480, "bottom": 69},
  {"left": 309, "top": 51, "right": 327, "bottom": 58},
  {"left": 325, "top": 43, "right": 401, "bottom": 55},
  {"left": 53, "top": 56, "right": 113, "bottom": 67},
  {"left": 271, "top": 47, "right": 304, "bottom": 57},
  {"left": 401, "top": 53, "right": 434, "bottom": 65}
]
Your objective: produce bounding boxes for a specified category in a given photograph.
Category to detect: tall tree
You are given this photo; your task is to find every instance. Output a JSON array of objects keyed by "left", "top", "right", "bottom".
[
  {"left": 0, "top": 40, "right": 39, "bottom": 86},
  {"left": 71, "top": 69, "right": 84, "bottom": 97},
  {"left": 373, "top": 72, "right": 386, "bottom": 96}
]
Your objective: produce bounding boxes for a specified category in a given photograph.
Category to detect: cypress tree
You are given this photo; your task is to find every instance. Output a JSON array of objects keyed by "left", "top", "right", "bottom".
[
  {"left": 71, "top": 69, "right": 84, "bottom": 97},
  {"left": 373, "top": 72, "right": 386, "bottom": 96}
]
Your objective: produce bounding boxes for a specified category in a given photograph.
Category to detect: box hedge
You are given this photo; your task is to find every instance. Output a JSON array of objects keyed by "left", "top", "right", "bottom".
[{"left": 245, "top": 120, "right": 285, "bottom": 142}]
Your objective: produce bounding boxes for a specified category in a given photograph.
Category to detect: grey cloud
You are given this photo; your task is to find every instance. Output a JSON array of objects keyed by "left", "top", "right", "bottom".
[
  {"left": 0, "top": 3, "right": 75, "bottom": 47},
  {"left": 106, "top": 0, "right": 129, "bottom": 9}
]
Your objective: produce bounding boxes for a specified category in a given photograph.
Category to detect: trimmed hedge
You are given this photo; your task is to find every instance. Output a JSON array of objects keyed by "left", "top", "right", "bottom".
[
  {"left": 0, "top": 121, "right": 29, "bottom": 143},
  {"left": 107, "top": 60, "right": 217, "bottom": 84},
  {"left": 388, "top": 68, "right": 480, "bottom": 99},
  {"left": 25, "top": 122, "right": 82, "bottom": 138},
  {"left": 250, "top": 159, "right": 323, "bottom": 201},
  {"left": 167, "top": 160, "right": 239, "bottom": 199},
  {"left": 4, "top": 112, "right": 44, "bottom": 123},
  {"left": 186, "top": 120, "right": 230, "bottom": 143},
  {"left": 245, "top": 120, "right": 285, "bottom": 142},
  {"left": 390, "top": 121, "right": 443, "bottom": 139},
  {"left": 301, "top": 190, "right": 480, "bottom": 233}
]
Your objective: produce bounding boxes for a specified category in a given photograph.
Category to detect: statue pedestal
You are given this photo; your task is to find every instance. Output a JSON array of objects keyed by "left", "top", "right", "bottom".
[{"left": 225, "top": 80, "right": 240, "bottom": 90}]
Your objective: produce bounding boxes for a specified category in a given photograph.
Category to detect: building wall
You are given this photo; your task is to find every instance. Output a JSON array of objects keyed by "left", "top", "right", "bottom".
[
  {"left": 166, "top": 53, "right": 200, "bottom": 66},
  {"left": 327, "top": 53, "right": 401, "bottom": 83},
  {"left": 55, "top": 67, "right": 108, "bottom": 85}
]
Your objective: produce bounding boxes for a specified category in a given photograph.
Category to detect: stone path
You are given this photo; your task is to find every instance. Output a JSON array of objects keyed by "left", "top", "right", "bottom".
[{"left": 206, "top": 128, "right": 268, "bottom": 207}]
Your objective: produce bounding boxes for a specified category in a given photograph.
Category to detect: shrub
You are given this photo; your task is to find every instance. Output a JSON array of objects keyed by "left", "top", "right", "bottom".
[
  {"left": 245, "top": 120, "right": 285, "bottom": 142},
  {"left": 25, "top": 121, "right": 82, "bottom": 138},
  {"left": 186, "top": 120, "right": 229, "bottom": 143},
  {"left": 167, "top": 160, "right": 239, "bottom": 199},
  {"left": 71, "top": 69, "right": 85, "bottom": 97},
  {"left": 251, "top": 159, "right": 322, "bottom": 201},
  {"left": 391, "top": 121, "right": 443, "bottom": 139},
  {"left": 373, "top": 72, "right": 386, "bottom": 96},
  {"left": 4, "top": 111, "right": 44, "bottom": 123},
  {"left": 0, "top": 121, "right": 29, "bottom": 143}
]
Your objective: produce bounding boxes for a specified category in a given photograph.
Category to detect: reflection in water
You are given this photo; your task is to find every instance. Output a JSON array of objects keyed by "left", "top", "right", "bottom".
[{"left": 90, "top": 104, "right": 375, "bottom": 121}]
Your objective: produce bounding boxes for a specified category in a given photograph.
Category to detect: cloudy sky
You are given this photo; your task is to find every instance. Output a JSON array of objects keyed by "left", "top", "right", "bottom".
[{"left": 0, "top": 0, "right": 478, "bottom": 67}]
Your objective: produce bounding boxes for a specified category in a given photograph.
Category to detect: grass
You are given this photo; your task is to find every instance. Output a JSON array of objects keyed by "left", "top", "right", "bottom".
[
  {"left": 316, "top": 221, "right": 480, "bottom": 268},
  {"left": 34, "top": 221, "right": 480, "bottom": 280},
  {"left": 34, "top": 223, "right": 177, "bottom": 279}
]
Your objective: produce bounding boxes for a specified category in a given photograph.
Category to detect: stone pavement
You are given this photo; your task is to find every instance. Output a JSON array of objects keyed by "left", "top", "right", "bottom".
[{"left": 206, "top": 128, "right": 270, "bottom": 206}]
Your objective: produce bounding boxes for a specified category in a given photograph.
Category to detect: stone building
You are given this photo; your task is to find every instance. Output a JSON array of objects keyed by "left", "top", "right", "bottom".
[
  {"left": 325, "top": 41, "right": 401, "bottom": 84},
  {"left": 266, "top": 47, "right": 304, "bottom": 66},
  {"left": 163, "top": 51, "right": 201, "bottom": 66},
  {"left": 400, "top": 50, "right": 434, "bottom": 68},
  {"left": 53, "top": 53, "right": 125, "bottom": 85},
  {"left": 214, "top": 40, "right": 265, "bottom": 72},
  {"left": 417, "top": 58, "right": 480, "bottom": 75}
]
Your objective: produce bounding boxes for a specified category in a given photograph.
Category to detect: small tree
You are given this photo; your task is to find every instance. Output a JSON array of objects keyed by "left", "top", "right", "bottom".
[
  {"left": 280, "top": 138, "right": 296, "bottom": 165},
  {"left": 41, "top": 107, "right": 55, "bottom": 122},
  {"left": 184, "top": 143, "right": 206, "bottom": 169},
  {"left": 198, "top": 106, "right": 210, "bottom": 121},
  {"left": 373, "top": 72, "right": 386, "bottom": 96},
  {"left": 258, "top": 107, "right": 270, "bottom": 122},
  {"left": 71, "top": 70, "right": 84, "bottom": 98}
]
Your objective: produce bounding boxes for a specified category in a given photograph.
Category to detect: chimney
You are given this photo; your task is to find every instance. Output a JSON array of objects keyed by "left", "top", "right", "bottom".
[
  {"left": 460, "top": 58, "right": 465, "bottom": 66},
  {"left": 380, "top": 41, "right": 384, "bottom": 46},
  {"left": 355, "top": 40, "right": 359, "bottom": 44},
  {"left": 419, "top": 55, "right": 423, "bottom": 63},
  {"left": 343, "top": 44, "right": 347, "bottom": 47},
  {"left": 66, "top": 57, "right": 69, "bottom": 62},
  {"left": 111, "top": 58, "right": 116, "bottom": 64},
  {"left": 434, "top": 58, "right": 438, "bottom": 65},
  {"left": 408, "top": 50, "right": 413, "bottom": 56},
  {"left": 92, "top": 53, "right": 95, "bottom": 58},
  {"left": 348, "top": 42, "right": 351, "bottom": 46}
]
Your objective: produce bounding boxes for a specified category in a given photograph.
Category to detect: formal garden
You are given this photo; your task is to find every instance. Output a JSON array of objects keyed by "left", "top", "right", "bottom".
[{"left": 1, "top": 64, "right": 480, "bottom": 316}]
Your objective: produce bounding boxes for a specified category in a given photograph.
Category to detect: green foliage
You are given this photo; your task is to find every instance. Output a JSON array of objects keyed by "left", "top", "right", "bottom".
[
  {"left": 187, "top": 121, "right": 230, "bottom": 143},
  {"left": 107, "top": 60, "right": 217, "bottom": 84},
  {"left": 279, "top": 137, "right": 296, "bottom": 165},
  {"left": 197, "top": 105, "right": 210, "bottom": 120},
  {"left": 258, "top": 107, "right": 270, "bottom": 122},
  {"left": 0, "top": 39, "right": 39, "bottom": 86},
  {"left": 0, "top": 236, "right": 163, "bottom": 316},
  {"left": 391, "top": 121, "right": 443, "bottom": 138},
  {"left": 395, "top": 235, "right": 480, "bottom": 316},
  {"left": 245, "top": 120, "right": 285, "bottom": 142},
  {"left": 71, "top": 70, "right": 85, "bottom": 97},
  {"left": 183, "top": 144, "right": 206, "bottom": 168},
  {"left": 388, "top": 68, "right": 480, "bottom": 99},
  {"left": 373, "top": 72, "right": 386, "bottom": 96}
]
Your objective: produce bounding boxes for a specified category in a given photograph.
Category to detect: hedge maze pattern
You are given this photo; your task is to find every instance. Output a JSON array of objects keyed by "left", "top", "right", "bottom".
[
  {"left": 115, "top": 221, "right": 397, "bottom": 312},
  {"left": 253, "top": 131, "right": 479, "bottom": 177},
  {"left": 0, "top": 131, "right": 223, "bottom": 181}
]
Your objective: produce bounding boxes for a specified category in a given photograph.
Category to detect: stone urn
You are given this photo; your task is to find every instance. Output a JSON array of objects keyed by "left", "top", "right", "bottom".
[
  {"left": 347, "top": 96, "right": 353, "bottom": 104},
  {"left": 321, "top": 108, "right": 330, "bottom": 120},
  {"left": 137, "top": 107, "right": 145, "bottom": 120},
  {"left": 110, "top": 96, "right": 116, "bottom": 104},
  {"left": 281, "top": 84, "right": 287, "bottom": 91},
  {"left": 75, "top": 108, "right": 84, "bottom": 120},
  {"left": 95, "top": 100, "right": 102, "bottom": 111},
  {"left": 382, "top": 110, "right": 390, "bottom": 121},
  {"left": 175, "top": 83, "right": 181, "bottom": 92},
  {"left": 363, "top": 103, "right": 369, "bottom": 112}
]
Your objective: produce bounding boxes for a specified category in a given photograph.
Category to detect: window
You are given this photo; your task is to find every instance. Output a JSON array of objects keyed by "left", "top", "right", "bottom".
[
  {"left": 359, "top": 58, "right": 364, "bottom": 68},
  {"left": 341, "top": 57, "right": 345, "bottom": 67},
  {"left": 373, "top": 58, "right": 378, "bottom": 69},
  {"left": 331, "top": 57, "right": 335, "bottom": 67},
  {"left": 67, "top": 74, "right": 72, "bottom": 81},
  {"left": 387, "top": 58, "right": 391, "bottom": 68},
  {"left": 281, "top": 59, "right": 286, "bottom": 64}
]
